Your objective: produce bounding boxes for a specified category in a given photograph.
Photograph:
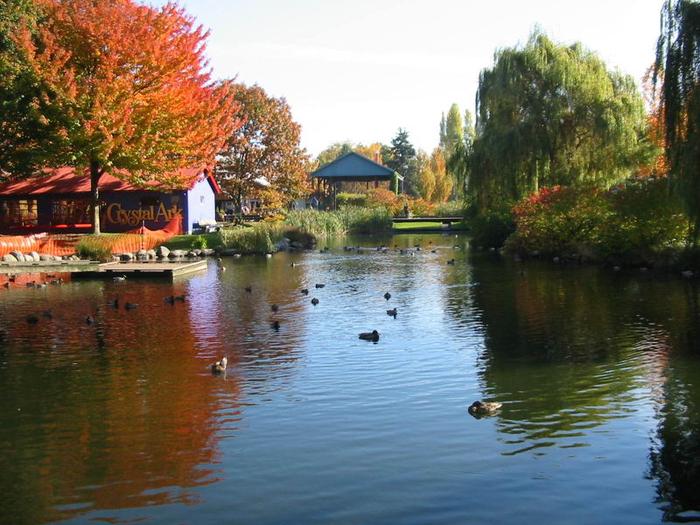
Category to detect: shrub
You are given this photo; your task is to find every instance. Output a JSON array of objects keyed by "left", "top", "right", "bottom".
[
  {"left": 506, "top": 186, "right": 611, "bottom": 255},
  {"left": 504, "top": 178, "right": 690, "bottom": 261},
  {"left": 190, "top": 235, "right": 208, "bottom": 250},
  {"left": 434, "top": 200, "right": 465, "bottom": 217},
  {"left": 337, "top": 193, "right": 367, "bottom": 207},
  {"left": 75, "top": 236, "right": 114, "bottom": 262},
  {"left": 469, "top": 208, "right": 516, "bottom": 249}
]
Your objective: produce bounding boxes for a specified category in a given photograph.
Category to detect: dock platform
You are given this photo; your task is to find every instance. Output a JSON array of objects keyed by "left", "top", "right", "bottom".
[{"left": 81, "top": 260, "right": 209, "bottom": 279}]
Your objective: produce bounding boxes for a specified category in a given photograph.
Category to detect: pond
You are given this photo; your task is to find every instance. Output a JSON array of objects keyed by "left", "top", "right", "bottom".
[{"left": 1, "top": 233, "right": 699, "bottom": 524}]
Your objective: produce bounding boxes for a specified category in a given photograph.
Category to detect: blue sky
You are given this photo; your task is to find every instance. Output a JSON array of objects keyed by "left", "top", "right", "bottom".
[{"left": 158, "top": 0, "right": 662, "bottom": 156}]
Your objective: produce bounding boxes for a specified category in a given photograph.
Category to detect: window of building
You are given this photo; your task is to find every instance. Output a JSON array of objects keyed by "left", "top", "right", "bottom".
[
  {"left": 0, "top": 199, "right": 39, "bottom": 227},
  {"left": 51, "top": 199, "right": 90, "bottom": 225}
]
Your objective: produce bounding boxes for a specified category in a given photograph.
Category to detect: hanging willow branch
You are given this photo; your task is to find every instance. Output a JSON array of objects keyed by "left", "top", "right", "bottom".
[{"left": 655, "top": 0, "right": 700, "bottom": 243}]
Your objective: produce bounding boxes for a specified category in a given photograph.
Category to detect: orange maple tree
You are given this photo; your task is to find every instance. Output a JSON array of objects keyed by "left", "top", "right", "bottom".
[{"left": 12, "top": 0, "right": 240, "bottom": 233}]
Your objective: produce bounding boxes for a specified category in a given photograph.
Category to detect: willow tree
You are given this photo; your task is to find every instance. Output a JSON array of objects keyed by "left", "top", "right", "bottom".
[
  {"left": 655, "top": 0, "right": 700, "bottom": 243},
  {"left": 3, "top": 0, "right": 239, "bottom": 233},
  {"left": 470, "top": 32, "right": 652, "bottom": 211}
]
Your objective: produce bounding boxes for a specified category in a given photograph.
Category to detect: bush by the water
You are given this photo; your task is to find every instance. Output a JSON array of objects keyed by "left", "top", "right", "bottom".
[
  {"left": 504, "top": 178, "right": 690, "bottom": 263},
  {"left": 218, "top": 223, "right": 281, "bottom": 254},
  {"left": 468, "top": 208, "right": 516, "bottom": 249},
  {"left": 75, "top": 236, "right": 117, "bottom": 262}
]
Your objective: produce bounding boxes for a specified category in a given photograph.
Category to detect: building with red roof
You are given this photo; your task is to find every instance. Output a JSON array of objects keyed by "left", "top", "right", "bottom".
[{"left": 0, "top": 167, "right": 220, "bottom": 234}]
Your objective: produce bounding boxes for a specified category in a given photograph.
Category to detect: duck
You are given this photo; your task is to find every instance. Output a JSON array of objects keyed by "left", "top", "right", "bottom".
[
  {"left": 447, "top": 259, "right": 455, "bottom": 265},
  {"left": 311, "top": 297, "right": 319, "bottom": 306},
  {"left": 386, "top": 308, "right": 397, "bottom": 318},
  {"left": 211, "top": 356, "right": 227, "bottom": 374},
  {"left": 384, "top": 292, "right": 391, "bottom": 300},
  {"left": 271, "top": 320, "right": 280, "bottom": 331},
  {"left": 467, "top": 400, "right": 502, "bottom": 417},
  {"left": 164, "top": 295, "right": 176, "bottom": 305},
  {"left": 359, "top": 330, "right": 380, "bottom": 342},
  {"left": 244, "top": 285, "right": 252, "bottom": 293},
  {"left": 301, "top": 288, "right": 309, "bottom": 295},
  {"left": 125, "top": 302, "right": 138, "bottom": 310},
  {"left": 85, "top": 315, "right": 95, "bottom": 325},
  {"left": 113, "top": 274, "right": 127, "bottom": 282},
  {"left": 290, "top": 262, "right": 298, "bottom": 267},
  {"left": 315, "top": 283, "right": 325, "bottom": 289},
  {"left": 110, "top": 298, "right": 119, "bottom": 309},
  {"left": 271, "top": 304, "right": 279, "bottom": 313}
]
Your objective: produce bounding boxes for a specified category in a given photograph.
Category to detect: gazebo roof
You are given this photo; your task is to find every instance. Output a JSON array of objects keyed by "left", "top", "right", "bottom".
[{"left": 311, "top": 152, "right": 403, "bottom": 181}]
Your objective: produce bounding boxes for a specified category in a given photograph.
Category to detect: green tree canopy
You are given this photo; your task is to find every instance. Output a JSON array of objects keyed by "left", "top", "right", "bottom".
[
  {"left": 655, "top": 0, "right": 700, "bottom": 242},
  {"left": 470, "top": 32, "right": 652, "bottom": 211}
]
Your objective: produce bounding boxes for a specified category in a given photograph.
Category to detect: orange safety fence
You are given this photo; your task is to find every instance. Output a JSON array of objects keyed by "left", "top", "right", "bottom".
[{"left": 0, "top": 215, "right": 183, "bottom": 257}]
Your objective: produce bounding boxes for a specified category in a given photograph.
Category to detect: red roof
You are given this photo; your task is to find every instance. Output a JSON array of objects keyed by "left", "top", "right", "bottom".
[{"left": 0, "top": 167, "right": 221, "bottom": 196}]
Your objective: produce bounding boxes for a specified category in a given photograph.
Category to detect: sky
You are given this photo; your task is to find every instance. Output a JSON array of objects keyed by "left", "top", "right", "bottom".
[{"left": 156, "top": 0, "right": 663, "bottom": 156}]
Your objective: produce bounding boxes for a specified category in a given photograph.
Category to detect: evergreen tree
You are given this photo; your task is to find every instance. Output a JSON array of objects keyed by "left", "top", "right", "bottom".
[{"left": 384, "top": 128, "right": 417, "bottom": 195}]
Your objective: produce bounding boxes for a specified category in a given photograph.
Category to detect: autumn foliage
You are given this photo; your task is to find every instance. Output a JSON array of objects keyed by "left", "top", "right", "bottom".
[
  {"left": 8, "top": 0, "right": 240, "bottom": 232},
  {"left": 216, "top": 83, "right": 309, "bottom": 211}
]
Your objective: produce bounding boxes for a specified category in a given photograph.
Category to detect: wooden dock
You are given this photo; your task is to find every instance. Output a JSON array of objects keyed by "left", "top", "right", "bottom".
[
  {"left": 0, "top": 260, "right": 98, "bottom": 274},
  {"left": 76, "top": 260, "right": 209, "bottom": 280}
]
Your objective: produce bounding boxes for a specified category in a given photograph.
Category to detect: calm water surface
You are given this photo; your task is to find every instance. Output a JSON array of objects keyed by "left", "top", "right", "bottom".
[{"left": 1, "top": 234, "right": 699, "bottom": 524}]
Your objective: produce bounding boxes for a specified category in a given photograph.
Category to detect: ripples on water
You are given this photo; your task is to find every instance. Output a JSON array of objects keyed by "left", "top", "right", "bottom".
[{"left": 1, "top": 234, "right": 700, "bottom": 524}]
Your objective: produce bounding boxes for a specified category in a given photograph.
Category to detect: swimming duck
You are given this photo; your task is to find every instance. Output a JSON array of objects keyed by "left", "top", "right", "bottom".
[
  {"left": 384, "top": 292, "right": 391, "bottom": 300},
  {"left": 301, "top": 288, "right": 309, "bottom": 295},
  {"left": 386, "top": 308, "right": 397, "bottom": 318},
  {"left": 359, "top": 330, "right": 380, "bottom": 342},
  {"left": 467, "top": 400, "right": 502, "bottom": 417},
  {"left": 244, "top": 286, "right": 252, "bottom": 293},
  {"left": 125, "top": 302, "right": 138, "bottom": 310},
  {"left": 211, "top": 356, "right": 227, "bottom": 374},
  {"left": 113, "top": 275, "right": 127, "bottom": 282},
  {"left": 315, "top": 283, "right": 325, "bottom": 289},
  {"left": 311, "top": 297, "right": 319, "bottom": 306},
  {"left": 271, "top": 304, "right": 279, "bottom": 312},
  {"left": 271, "top": 320, "right": 280, "bottom": 331},
  {"left": 447, "top": 259, "right": 455, "bottom": 265},
  {"left": 85, "top": 316, "right": 94, "bottom": 325}
]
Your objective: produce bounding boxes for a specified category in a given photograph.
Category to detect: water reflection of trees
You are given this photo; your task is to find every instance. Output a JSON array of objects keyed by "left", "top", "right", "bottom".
[
  {"left": 648, "top": 284, "right": 700, "bottom": 522},
  {"left": 446, "top": 256, "right": 700, "bottom": 517},
  {"left": 0, "top": 280, "right": 240, "bottom": 523}
]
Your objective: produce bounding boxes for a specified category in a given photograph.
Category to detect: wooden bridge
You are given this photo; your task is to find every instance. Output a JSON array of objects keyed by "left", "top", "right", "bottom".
[{"left": 392, "top": 216, "right": 463, "bottom": 224}]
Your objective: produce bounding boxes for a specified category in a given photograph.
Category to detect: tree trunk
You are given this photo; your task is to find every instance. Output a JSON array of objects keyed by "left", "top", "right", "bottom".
[{"left": 90, "top": 161, "right": 103, "bottom": 235}]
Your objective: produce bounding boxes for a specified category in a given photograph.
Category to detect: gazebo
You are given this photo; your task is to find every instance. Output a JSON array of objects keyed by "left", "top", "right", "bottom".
[{"left": 310, "top": 152, "right": 403, "bottom": 209}]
